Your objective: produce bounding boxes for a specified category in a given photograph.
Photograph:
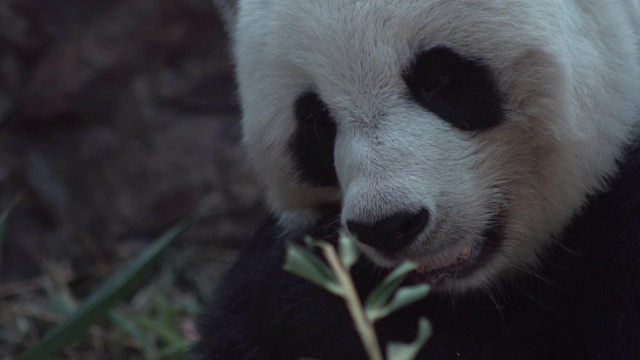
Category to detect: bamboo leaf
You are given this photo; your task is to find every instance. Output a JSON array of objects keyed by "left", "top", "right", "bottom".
[
  {"left": 386, "top": 317, "right": 432, "bottom": 360},
  {"left": 18, "top": 216, "right": 196, "bottom": 360},
  {"left": 364, "top": 276, "right": 404, "bottom": 316},
  {"left": 338, "top": 231, "right": 360, "bottom": 269},
  {"left": 369, "top": 284, "right": 430, "bottom": 321},
  {"left": 364, "top": 262, "right": 418, "bottom": 315},
  {"left": 284, "top": 243, "right": 342, "bottom": 295},
  {"left": 384, "top": 262, "right": 419, "bottom": 282}
]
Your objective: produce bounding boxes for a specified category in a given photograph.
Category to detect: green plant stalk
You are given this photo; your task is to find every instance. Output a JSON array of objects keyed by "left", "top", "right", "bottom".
[
  {"left": 18, "top": 216, "right": 197, "bottom": 360},
  {"left": 321, "top": 245, "right": 383, "bottom": 360}
]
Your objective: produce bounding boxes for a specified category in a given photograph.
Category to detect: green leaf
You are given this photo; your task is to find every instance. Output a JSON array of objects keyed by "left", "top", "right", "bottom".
[
  {"left": 386, "top": 317, "right": 432, "bottom": 360},
  {"left": 157, "top": 341, "right": 198, "bottom": 360},
  {"left": 338, "top": 231, "right": 360, "bottom": 269},
  {"left": 364, "top": 262, "right": 418, "bottom": 315},
  {"left": 369, "top": 284, "right": 430, "bottom": 321},
  {"left": 109, "top": 311, "right": 145, "bottom": 347},
  {"left": 284, "top": 242, "right": 342, "bottom": 295},
  {"left": 18, "top": 216, "right": 197, "bottom": 360},
  {"left": 385, "top": 262, "right": 420, "bottom": 282},
  {"left": 137, "top": 316, "right": 184, "bottom": 345},
  {"left": 0, "top": 195, "right": 21, "bottom": 273},
  {"left": 303, "top": 235, "right": 317, "bottom": 247}
]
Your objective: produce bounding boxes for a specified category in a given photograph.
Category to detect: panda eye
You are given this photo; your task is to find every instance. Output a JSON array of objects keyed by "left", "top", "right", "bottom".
[
  {"left": 403, "top": 46, "right": 504, "bottom": 131},
  {"left": 290, "top": 92, "right": 338, "bottom": 187},
  {"left": 417, "top": 69, "right": 450, "bottom": 100},
  {"left": 295, "top": 92, "right": 334, "bottom": 128}
]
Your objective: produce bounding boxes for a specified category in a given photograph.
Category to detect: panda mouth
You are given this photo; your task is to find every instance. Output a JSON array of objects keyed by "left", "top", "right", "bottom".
[
  {"left": 409, "top": 242, "right": 482, "bottom": 284},
  {"left": 408, "top": 213, "right": 505, "bottom": 285}
]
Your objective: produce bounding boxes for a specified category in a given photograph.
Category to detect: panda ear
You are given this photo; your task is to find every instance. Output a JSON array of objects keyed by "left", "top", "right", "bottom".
[{"left": 213, "top": 0, "right": 238, "bottom": 32}]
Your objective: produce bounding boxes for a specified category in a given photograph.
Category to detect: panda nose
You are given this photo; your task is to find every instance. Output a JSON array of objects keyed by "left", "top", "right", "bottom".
[{"left": 346, "top": 208, "right": 430, "bottom": 255}]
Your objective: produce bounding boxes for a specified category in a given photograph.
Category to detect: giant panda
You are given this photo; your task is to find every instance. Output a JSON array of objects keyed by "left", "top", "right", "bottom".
[{"left": 197, "top": 1, "right": 640, "bottom": 359}]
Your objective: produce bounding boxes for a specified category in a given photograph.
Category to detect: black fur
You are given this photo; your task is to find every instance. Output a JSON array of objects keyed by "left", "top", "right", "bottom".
[
  {"left": 403, "top": 47, "right": 504, "bottom": 131},
  {"left": 195, "top": 144, "right": 640, "bottom": 359},
  {"left": 291, "top": 92, "right": 339, "bottom": 187}
]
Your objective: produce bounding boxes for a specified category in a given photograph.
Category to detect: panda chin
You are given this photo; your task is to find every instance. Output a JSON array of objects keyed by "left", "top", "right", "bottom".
[{"left": 408, "top": 213, "right": 505, "bottom": 286}]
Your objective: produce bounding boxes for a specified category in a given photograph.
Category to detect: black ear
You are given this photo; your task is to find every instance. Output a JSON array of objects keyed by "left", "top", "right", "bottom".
[{"left": 213, "top": 0, "right": 238, "bottom": 33}]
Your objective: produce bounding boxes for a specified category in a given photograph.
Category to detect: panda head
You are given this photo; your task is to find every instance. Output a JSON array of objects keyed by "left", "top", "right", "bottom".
[{"left": 216, "top": 0, "right": 640, "bottom": 292}]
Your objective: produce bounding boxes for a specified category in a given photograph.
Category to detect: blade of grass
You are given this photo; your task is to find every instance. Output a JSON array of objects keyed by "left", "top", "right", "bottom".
[
  {"left": 0, "top": 195, "right": 21, "bottom": 272},
  {"left": 157, "top": 341, "right": 198, "bottom": 360},
  {"left": 136, "top": 316, "right": 185, "bottom": 345},
  {"left": 109, "top": 311, "right": 146, "bottom": 348},
  {"left": 18, "top": 215, "right": 198, "bottom": 360}
]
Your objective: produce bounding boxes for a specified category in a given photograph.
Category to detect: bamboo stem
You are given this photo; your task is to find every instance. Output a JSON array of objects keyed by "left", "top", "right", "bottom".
[{"left": 321, "top": 245, "right": 384, "bottom": 360}]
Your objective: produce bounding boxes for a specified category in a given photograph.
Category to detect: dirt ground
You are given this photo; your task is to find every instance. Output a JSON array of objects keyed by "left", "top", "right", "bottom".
[{"left": 0, "top": 1, "right": 265, "bottom": 358}]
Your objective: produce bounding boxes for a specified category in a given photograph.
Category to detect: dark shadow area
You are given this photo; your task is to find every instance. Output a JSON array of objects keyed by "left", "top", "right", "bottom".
[{"left": 0, "top": 1, "right": 263, "bottom": 357}]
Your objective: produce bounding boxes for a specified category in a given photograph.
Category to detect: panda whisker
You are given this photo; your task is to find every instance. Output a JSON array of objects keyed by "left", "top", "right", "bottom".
[
  {"left": 554, "top": 241, "right": 584, "bottom": 257},
  {"left": 504, "top": 260, "right": 569, "bottom": 293},
  {"left": 548, "top": 262, "right": 583, "bottom": 277},
  {"left": 511, "top": 282, "right": 563, "bottom": 317},
  {"left": 483, "top": 285, "right": 511, "bottom": 341},
  {"left": 492, "top": 283, "right": 527, "bottom": 327}
]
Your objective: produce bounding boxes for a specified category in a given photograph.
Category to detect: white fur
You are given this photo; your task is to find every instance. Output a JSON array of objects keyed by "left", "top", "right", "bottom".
[{"left": 224, "top": 0, "right": 640, "bottom": 291}]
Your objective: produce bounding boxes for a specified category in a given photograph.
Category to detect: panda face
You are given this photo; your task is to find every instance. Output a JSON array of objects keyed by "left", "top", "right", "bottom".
[{"left": 229, "top": 0, "right": 640, "bottom": 291}]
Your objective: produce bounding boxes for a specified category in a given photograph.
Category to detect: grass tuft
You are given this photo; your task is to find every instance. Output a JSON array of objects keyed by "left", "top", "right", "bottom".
[{"left": 18, "top": 215, "right": 198, "bottom": 360}]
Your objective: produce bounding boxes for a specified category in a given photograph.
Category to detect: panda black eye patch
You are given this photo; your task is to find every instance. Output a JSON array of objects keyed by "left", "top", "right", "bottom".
[
  {"left": 290, "top": 92, "right": 339, "bottom": 187},
  {"left": 403, "top": 46, "right": 504, "bottom": 131}
]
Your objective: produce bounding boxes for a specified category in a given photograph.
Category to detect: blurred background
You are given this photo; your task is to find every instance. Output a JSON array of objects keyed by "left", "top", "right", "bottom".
[{"left": 0, "top": 0, "right": 264, "bottom": 358}]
